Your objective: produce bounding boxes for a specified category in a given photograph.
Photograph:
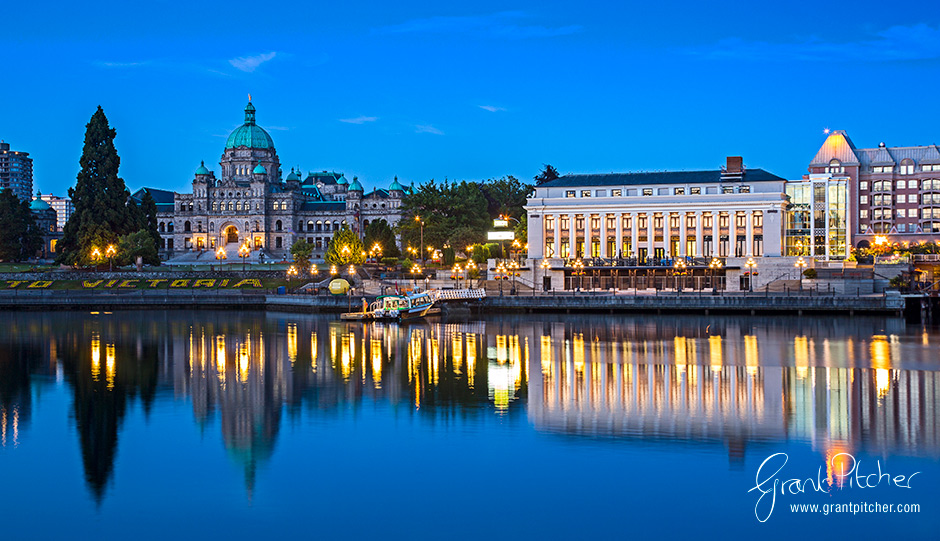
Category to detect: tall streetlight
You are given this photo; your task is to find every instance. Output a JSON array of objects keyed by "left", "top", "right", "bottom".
[
  {"left": 287, "top": 265, "right": 298, "bottom": 283},
  {"left": 709, "top": 258, "right": 722, "bottom": 294},
  {"left": 239, "top": 242, "right": 250, "bottom": 271},
  {"left": 495, "top": 262, "right": 506, "bottom": 296},
  {"left": 538, "top": 258, "right": 550, "bottom": 296},
  {"left": 414, "top": 216, "right": 425, "bottom": 266},
  {"left": 411, "top": 264, "right": 421, "bottom": 290},
  {"left": 452, "top": 264, "right": 462, "bottom": 289},
  {"left": 795, "top": 256, "right": 807, "bottom": 292},
  {"left": 673, "top": 259, "right": 686, "bottom": 290},
  {"left": 106, "top": 245, "right": 116, "bottom": 272},
  {"left": 215, "top": 246, "right": 226, "bottom": 271},
  {"left": 508, "top": 260, "right": 519, "bottom": 295},
  {"left": 745, "top": 257, "right": 757, "bottom": 293},
  {"left": 573, "top": 258, "right": 585, "bottom": 292},
  {"left": 91, "top": 247, "right": 102, "bottom": 269},
  {"left": 465, "top": 259, "right": 477, "bottom": 289}
]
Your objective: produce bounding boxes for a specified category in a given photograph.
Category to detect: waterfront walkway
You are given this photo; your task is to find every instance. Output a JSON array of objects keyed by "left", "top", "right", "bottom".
[{"left": 0, "top": 288, "right": 905, "bottom": 315}]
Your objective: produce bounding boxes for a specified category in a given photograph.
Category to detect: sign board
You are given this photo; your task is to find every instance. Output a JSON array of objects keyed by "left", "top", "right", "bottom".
[
  {"left": 493, "top": 219, "right": 509, "bottom": 228},
  {"left": 488, "top": 231, "right": 515, "bottom": 241}
]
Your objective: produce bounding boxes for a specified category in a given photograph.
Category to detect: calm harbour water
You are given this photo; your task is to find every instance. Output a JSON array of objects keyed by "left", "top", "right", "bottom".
[{"left": 0, "top": 310, "right": 938, "bottom": 539}]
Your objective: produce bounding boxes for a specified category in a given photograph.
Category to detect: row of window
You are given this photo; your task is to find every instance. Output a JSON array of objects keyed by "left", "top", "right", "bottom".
[
  {"left": 544, "top": 236, "right": 764, "bottom": 259},
  {"left": 160, "top": 219, "right": 348, "bottom": 234},
  {"left": 862, "top": 208, "right": 940, "bottom": 219},
  {"left": 828, "top": 159, "right": 940, "bottom": 175},
  {"left": 863, "top": 193, "right": 940, "bottom": 205},
  {"left": 544, "top": 212, "right": 763, "bottom": 232},
  {"left": 178, "top": 200, "right": 295, "bottom": 212},
  {"left": 563, "top": 185, "right": 750, "bottom": 198},
  {"left": 863, "top": 179, "right": 940, "bottom": 191}
]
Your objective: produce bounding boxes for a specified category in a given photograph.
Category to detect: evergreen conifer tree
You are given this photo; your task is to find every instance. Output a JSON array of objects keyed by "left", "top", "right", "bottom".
[{"left": 57, "top": 107, "right": 136, "bottom": 265}]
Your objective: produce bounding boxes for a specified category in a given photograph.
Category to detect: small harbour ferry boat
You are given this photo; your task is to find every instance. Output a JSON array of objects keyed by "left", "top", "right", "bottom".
[{"left": 341, "top": 289, "right": 485, "bottom": 321}]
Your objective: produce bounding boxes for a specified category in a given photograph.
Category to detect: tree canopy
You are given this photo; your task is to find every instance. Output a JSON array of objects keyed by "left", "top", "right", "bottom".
[
  {"left": 56, "top": 106, "right": 138, "bottom": 266},
  {"left": 290, "top": 238, "right": 314, "bottom": 271},
  {"left": 363, "top": 219, "right": 400, "bottom": 259},
  {"left": 480, "top": 175, "right": 531, "bottom": 220},
  {"left": 325, "top": 225, "right": 365, "bottom": 265},
  {"left": 0, "top": 189, "right": 42, "bottom": 261},
  {"left": 534, "top": 164, "right": 560, "bottom": 185},
  {"left": 398, "top": 179, "right": 489, "bottom": 251}
]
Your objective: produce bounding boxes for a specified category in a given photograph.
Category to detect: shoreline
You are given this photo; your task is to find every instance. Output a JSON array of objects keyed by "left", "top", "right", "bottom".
[{"left": 0, "top": 289, "right": 908, "bottom": 316}]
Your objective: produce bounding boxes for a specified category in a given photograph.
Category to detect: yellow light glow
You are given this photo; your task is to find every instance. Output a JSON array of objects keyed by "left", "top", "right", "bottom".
[
  {"left": 215, "top": 335, "right": 226, "bottom": 383},
  {"left": 874, "top": 235, "right": 888, "bottom": 246},
  {"left": 287, "top": 323, "right": 298, "bottom": 364},
  {"left": 91, "top": 333, "right": 101, "bottom": 381},
  {"left": 105, "top": 344, "right": 116, "bottom": 390}
]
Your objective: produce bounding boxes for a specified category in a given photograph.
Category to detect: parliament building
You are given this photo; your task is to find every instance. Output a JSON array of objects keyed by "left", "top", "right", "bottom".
[{"left": 133, "top": 100, "right": 408, "bottom": 262}]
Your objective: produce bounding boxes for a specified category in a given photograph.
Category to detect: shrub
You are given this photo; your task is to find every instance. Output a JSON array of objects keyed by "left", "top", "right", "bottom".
[{"left": 802, "top": 268, "right": 817, "bottom": 279}]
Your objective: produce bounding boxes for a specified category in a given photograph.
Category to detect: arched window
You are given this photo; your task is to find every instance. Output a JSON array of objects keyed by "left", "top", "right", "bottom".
[
  {"left": 298, "top": 220, "right": 304, "bottom": 231},
  {"left": 316, "top": 220, "right": 323, "bottom": 232},
  {"left": 168, "top": 223, "right": 174, "bottom": 232},
  {"left": 900, "top": 158, "right": 915, "bottom": 175},
  {"left": 827, "top": 159, "right": 843, "bottom": 174},
  {"left": 276, "top": 220, "right": 282, "bottom": 232},
  {"left": 307, "top": 220, "right": 314, "bottom": 231},
  {"left": 184, "top": 221, "right": 191, "bottom": 232},
  {"left": 179, "top": 203, "right": 185, "bottom": 211},
  {"left": 363, "top": 219, "right": 370, "bottom": 227},
  {"left": 159, "top": 223, "right": 165, "bottom": 233},
  {"left": 254, "top": 221, "right": 260, "bottom": 232},
  {"left": 228, "top": 202, "right": 234, "bottom": 211},
  {"left": 209, "top": 223, "right": 215, "bottom": 232}
]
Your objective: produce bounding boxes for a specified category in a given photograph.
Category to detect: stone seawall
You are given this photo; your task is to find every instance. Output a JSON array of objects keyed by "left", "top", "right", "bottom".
[{"left": 0, "top": 289, "right": 905, "bottom": 315}]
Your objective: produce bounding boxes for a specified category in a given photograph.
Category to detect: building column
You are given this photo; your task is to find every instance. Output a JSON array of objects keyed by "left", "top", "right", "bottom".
[
  {"left": 600, "top": 213, "right": 608, "bottom": 259},
  {"left": 552, "top": 213, "right": 560, "bottom": 258},
  {"left": 712, "top": 212, "right": 720, "bottom": 258},
  {"left": 568, "top": 213, "right": 576, "bottom": 259},
  {"left": 746, "top": 210, "right": 754, "bottom": 257},
  {"left": 584, "top": 214, "right": 592, "bottom": 259},
  {"left": 616, "top": 213, "right": 624, "bottom": 258},
  {"left": 631, "top": 214, "right": 639, "bottom": 257},
  {"left": 679, "top": 213, "right": 687, "bottom": 257},
  {"left": 695, "top": 211, "right": 703, "bottom": 257},
  {"left": 647, "top": 212, "right": 655, "bottom": 256}
]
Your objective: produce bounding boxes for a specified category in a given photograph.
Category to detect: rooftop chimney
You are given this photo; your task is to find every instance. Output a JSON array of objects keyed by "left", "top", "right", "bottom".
[{"left": 726, "top": 156, "right": 743, "bottom": 173}]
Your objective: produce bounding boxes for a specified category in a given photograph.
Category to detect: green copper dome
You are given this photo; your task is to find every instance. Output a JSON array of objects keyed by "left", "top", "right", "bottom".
[
  {"left": 285, "top": 168, "right": 300, "bottom": 181},
  {"left": 389, "top": 177, "right": 403, "bottom": 191},
  {"left": 195, "top": 161, "right": 210, "bottom": 175},
  {"left": 348, "top": 178, "right": 363, "bottom": 191},
  {"left": 225, "top": 102, "right": 275, "bottom": 150},
  {"left": 253, "top": 163, "right": 267, "bottom": 175},
  {"left": 30, "top": 197, "right": 51, "bottom": 211},
  {"left": 336, "top": 175, "right": 347, "bottom": 185}
]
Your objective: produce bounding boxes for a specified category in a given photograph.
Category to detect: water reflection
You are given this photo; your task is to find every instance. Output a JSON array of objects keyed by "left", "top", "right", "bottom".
[{"left": 0, "top": 311, "right": 938, "bottom": 502}]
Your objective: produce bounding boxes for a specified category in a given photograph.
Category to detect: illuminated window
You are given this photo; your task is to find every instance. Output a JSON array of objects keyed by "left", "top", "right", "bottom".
[
  {"left": 860, "top": 181, "right": 869, "bottom": 191},
  {"left": 674, "top": 187, "right": 685, "bottom": 195},
  {"left": 722, "top": 186, "right": 734, "bottom": 194},
  {"left": 690, "top": 187, "right": 701, "bottom": 195},
  {"left": 738, "top": 186, "right": 750, "bottom": 193},
  {"left": 611, "top": 189, "right": 622, "bottom": 197},
  {"left": 581, "top": 190, "right": 591, "bottom": 197},
  {"left": 828, "top": 159, "right": 843, "bottom": 174},
  {"left": 565, "top": 190, "right": 575, "bottom": 198},
  {"left": 642, "top": 188, "right": 653, "bottom": 196},
  {"left": 900, "top": 159, "right": 914, "bottom": 175},
  {"left": 860, "top": 209, "right": 868, "bottom": 219}
]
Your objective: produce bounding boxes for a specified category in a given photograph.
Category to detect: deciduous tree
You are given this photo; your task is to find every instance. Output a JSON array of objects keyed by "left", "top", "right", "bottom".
[{"left": 325, "top": 225, "right": 365, "bottom": 265}]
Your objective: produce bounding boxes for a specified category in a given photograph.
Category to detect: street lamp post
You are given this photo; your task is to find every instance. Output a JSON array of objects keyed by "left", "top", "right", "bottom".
[
  {"left": 91, "top": 247, "right": 102, "bottom": 269},
  {"left": 509, "top": 260, "right": 519, "bottom": 295},
  {"left": 673, "top": 259, "right": 686, "bottom": 291},
  {"left": 414, "top": 216, "right": 425, "bottom": 266},
  {"left": 538, "top": 258, "right": 550, "bottom": 296},
  {"left": 411, "top": 264, "right": 421, "bottom": 290},
  {"left": 572, "top": 258, "right": 585, "bottom": 292},
  {"left": 466, "top": 259, "right": 477, "bottom": 289},
  {"left": 216, "top": 247, "right": 227, "bottom": 271},
  {"left": 795, "top": 257, "right": 807, "bottom": 292},
  {"left": 106, "top": 245, "right": 116, "bottom": 272},
  {"left": 709, "top": 258, "right": 722, "bottom": 295},
  {"left": 745, "top": 257, "right": 757, "bottom": 293},
  {"left": 239, "top": 243, "right": 250, "bottom": 272},
  {"left": 287, "top": 265, "right": 298, "bottom": 284},
  {"left": 452, "top": 264, "right": 461, "bottom": 289}
]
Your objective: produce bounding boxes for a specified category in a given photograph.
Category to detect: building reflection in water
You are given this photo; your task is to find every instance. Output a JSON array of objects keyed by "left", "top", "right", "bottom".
[{"left": 0, "top": 311, "right": 938, "bottom": 502}]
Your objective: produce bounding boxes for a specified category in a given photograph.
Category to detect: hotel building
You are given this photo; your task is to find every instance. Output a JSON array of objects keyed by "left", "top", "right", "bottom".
[
  {"left": 0, "top": 140, "right": 33, "bottom": 201},
  {"left": 790, "top": 130, "right": 940, "bottom": 256},
  {"left": 525, "top": 157, "right": 788, "bottom": 261}
]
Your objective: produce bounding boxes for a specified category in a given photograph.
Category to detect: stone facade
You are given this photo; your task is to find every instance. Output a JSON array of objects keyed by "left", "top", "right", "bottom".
[{"left": 140, "top": 101, "right": 407, "bottom": 262}]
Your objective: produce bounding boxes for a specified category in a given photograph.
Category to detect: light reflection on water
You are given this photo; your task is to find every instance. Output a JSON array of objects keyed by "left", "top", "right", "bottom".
[{"left": 0, "top": 311, "right": 938, "bottom": 536}]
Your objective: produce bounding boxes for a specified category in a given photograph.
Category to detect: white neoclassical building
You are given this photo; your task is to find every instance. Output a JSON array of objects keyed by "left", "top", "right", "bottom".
[{"left": 525, "top": 157, "right": 788, "bottom": 262}]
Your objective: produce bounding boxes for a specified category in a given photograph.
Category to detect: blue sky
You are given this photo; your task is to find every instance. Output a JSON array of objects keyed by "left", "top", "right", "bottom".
[{"left": 4, "top": 1, "right": 940, "bottom": 196}]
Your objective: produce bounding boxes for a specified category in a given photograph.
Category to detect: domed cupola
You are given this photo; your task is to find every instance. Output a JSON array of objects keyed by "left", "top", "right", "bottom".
[
  {"left": 389, "top": 176, "right": 403, "bottom": 191},
  {"left": 285, "top": 168, "right": 300, "bottom": 181},
  {"left": 348, "top": 177, "right": 363, "bottom": 192},
  {"left": 225, "top": 100, "right": 275, "bottom": 150},
  {"left": 253, "top": 162, "right": 267, "bottom": 175},
  {"left": 195, "top": 161, "right": 211, "bottom": 176},
  {"left": 30, "top": 193, "right": 52, "bottom": 212}
]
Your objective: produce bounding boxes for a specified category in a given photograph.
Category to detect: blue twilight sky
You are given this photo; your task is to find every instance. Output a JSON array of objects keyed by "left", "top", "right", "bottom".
[{"left": 3, "top": 1, "right": 940, "bottom": 196}]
